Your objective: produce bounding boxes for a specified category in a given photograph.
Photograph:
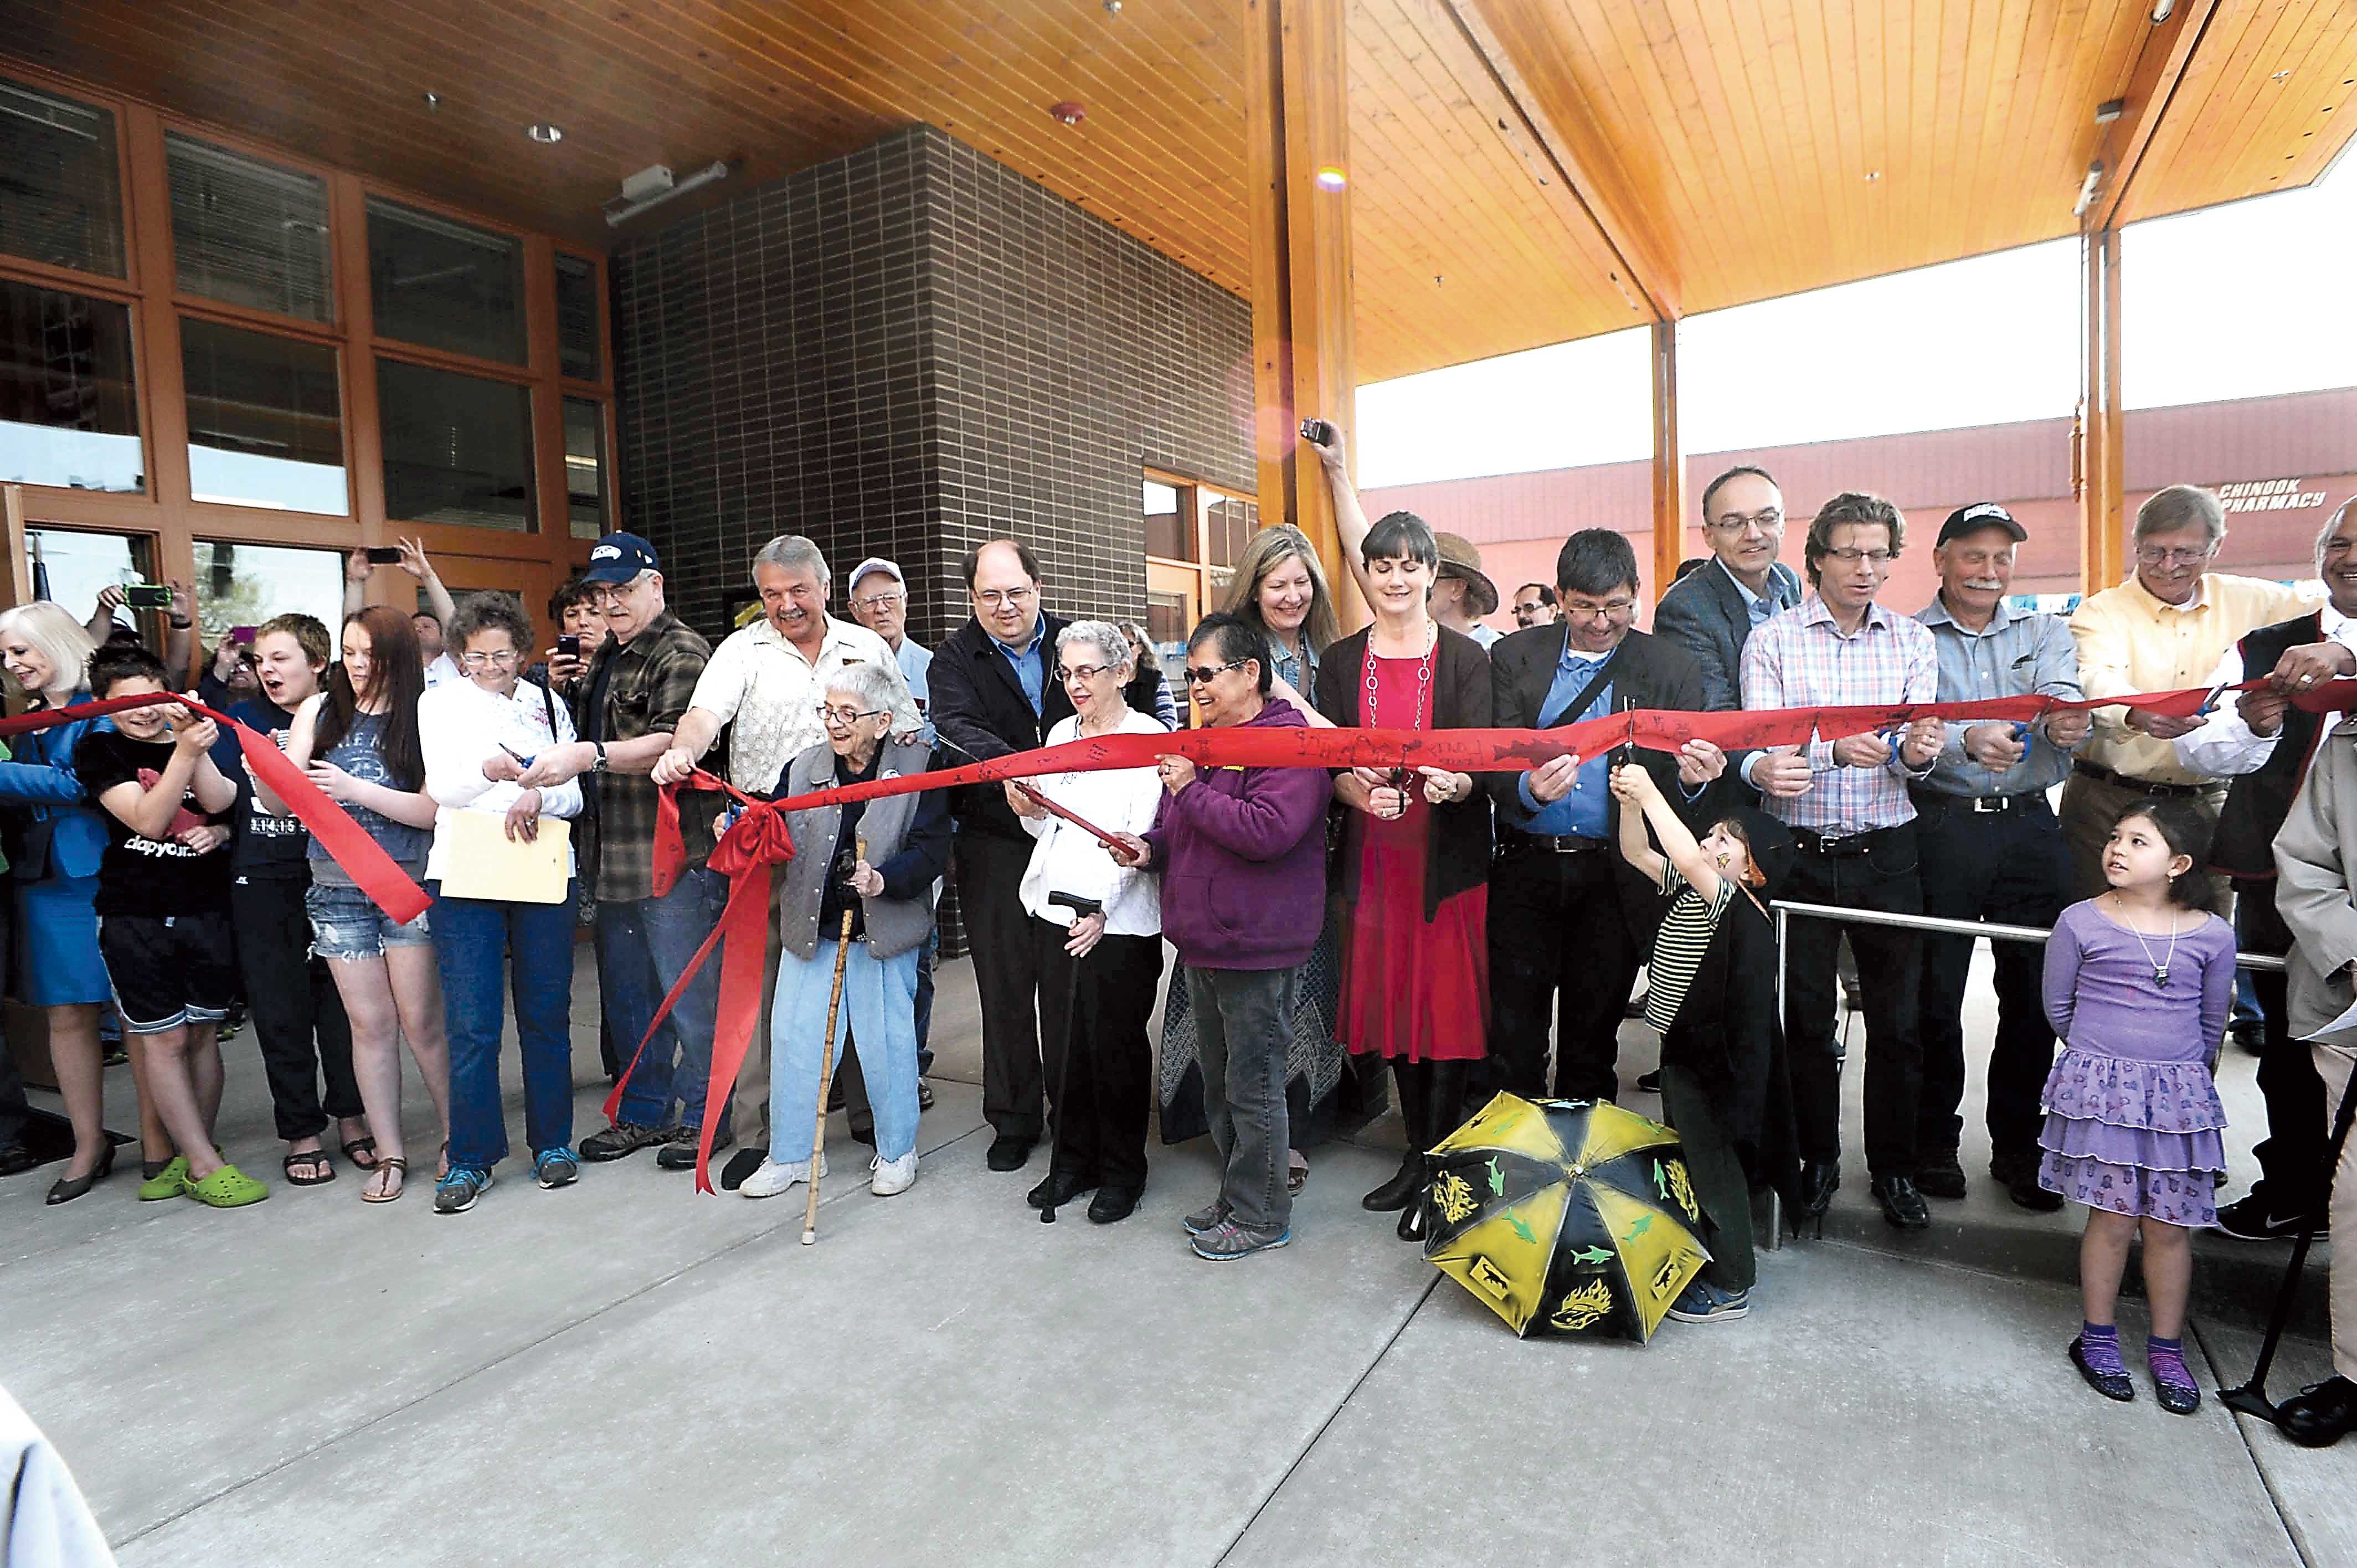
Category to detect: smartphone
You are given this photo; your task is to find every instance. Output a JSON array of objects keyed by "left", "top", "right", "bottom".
[
  {"left": 557, "top": 633, "right": 582, "bottom": 659},
  {"left": 230, "top": 625, "right": 256, "bottom": 645},
  {"left": 123, "top": 583, "right": 172, "bottom": 609},
  {"left": 1298, "top": 417, "right": 1334, "bottom": 446},
  {"left": 365, "top": 545, "right": 404, "bottom": 565}
]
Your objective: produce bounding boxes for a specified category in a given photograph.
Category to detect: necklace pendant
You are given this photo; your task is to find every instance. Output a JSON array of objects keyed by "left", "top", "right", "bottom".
[{"left": 2153, "top": 966, "right": 2170, "bottom": 989}]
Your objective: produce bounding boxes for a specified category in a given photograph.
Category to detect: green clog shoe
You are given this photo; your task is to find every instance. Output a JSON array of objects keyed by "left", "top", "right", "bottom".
[
  {"left": 137, "top": 1156, "right": 189, "bottom": 1201},
  {"left": 185, "top": 1164, "right": 269, "bottom": 1209}
]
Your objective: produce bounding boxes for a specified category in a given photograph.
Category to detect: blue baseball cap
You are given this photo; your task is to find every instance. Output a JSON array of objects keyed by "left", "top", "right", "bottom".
[{"left": 583, "top": 532, "right": 660, "bottom": 584}]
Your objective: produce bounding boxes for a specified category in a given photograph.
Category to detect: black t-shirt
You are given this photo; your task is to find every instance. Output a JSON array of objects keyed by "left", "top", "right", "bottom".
[
  {"left": 213, "top": 697, "right": 311, "bottom": 879},
  {"left": 72, "top": 730, "right": 235, "bottom": 917}
]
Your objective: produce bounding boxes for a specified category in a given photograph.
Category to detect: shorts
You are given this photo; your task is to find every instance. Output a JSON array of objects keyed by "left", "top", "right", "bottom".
[
  {"left": 97, "top": 912, "right": 238, "bottom": 1036},
  {"left": 306, "top": 880, "right": 432, "bottom": 960}
]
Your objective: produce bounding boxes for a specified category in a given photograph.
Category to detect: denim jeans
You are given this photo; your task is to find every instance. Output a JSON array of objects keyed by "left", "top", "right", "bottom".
[
  {"left": 770, "top": 938, "right": 920, "bottom": 1164},
  {"left": 1187, "top": 964, "right": 1296, "bottom": 1234},
  {"left": 431, "top": 881, "right": 578, "bottom": 1170},
  {"left": 914, "top": 924, "right": 937, "bottom": 1077},
  {"left": 600, "top": 868, "right": 726, "bottom": 1130}
]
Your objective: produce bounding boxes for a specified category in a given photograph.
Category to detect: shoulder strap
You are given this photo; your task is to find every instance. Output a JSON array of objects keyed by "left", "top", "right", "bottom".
[{"left": 1538, "top": 641, "right": 1625, "bottom": 730}]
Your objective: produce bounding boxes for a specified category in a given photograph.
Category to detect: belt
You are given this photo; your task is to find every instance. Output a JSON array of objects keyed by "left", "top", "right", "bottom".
[
  {"left": 2071, "top": 759, "right": 2207, "bottom": 799},
  {"left": 1790, "top": 823, "right": 1905, "bottom": 857},
  {"left": 1911, "top": 789, "right": 2046, "bottom": 816},
  {"left": 1500, "top": 828, "right": 1608, "bottom": 855}
]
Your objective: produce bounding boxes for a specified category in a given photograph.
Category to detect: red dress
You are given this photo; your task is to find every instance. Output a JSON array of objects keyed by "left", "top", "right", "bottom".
[{"left": 1334, "top": 653, "right": 1489, "bottom": 1062}]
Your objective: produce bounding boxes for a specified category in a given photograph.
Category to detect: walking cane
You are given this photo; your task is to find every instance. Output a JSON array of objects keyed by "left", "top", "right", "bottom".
[
  {"left": 2219, "top": 1048, "right": 2357, "bottom": 1421},
  {"left": 1039, "top": 890, "right": 1106, "bottom": 1224},
  {"left": 801, "top": 838, "right": 865, "bottom": 1247}
]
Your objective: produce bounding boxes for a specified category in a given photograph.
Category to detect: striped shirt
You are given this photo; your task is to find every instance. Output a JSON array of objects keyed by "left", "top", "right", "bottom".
[
  {"left": 1739, "top": 595, "right": 1939, "bottom": 835},
  {"left": 1645, "top": 865, "right": 1736, "bottom": 1034}
]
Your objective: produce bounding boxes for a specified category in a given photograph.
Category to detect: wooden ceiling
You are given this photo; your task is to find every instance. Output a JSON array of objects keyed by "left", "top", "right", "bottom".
[{"left": 6, "top": 1, "right": 2353, "bottom": 386}]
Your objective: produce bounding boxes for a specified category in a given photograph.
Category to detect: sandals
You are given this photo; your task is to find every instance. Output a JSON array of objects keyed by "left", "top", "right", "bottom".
[
  {"left": 282, "top": 1147, "right": 336, "bottom": 1186},
  {"left": 1287, "top": 1150, "right": 1310, "bottom": 1196},
  {"left": 361, "top": 1157, "right": 409, "bottom": 1204},
  {"left": 340, "top": 1135, "right": 379, "bottom": 1172}
]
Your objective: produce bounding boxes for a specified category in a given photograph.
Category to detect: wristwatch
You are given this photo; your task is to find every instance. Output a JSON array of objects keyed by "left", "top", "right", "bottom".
[{"left": 591, "top": 741, "right": 609, "bottom": 773}]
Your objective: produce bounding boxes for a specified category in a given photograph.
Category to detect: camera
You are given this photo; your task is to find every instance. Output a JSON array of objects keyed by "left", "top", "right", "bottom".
[
  {"left": 1298, "top": 417, "right": 1334, "bottom": 447},
  {"left": 122, "top": 583, "right": 172, "bottom": 609},
  {"left": 557, "top": 633, "right": 581, "bottom": 659},
  {"left": 365, "top": 546, "right": 404, "bottom": 565}
]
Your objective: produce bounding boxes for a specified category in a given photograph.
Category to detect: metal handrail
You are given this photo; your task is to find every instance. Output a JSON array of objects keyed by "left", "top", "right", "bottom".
[{"left": 1769, "top": 899, "right": 2288, "bottom": 973}]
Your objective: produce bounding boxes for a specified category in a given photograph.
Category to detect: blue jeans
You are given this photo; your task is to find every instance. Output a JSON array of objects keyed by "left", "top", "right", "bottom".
[
  {"left": 600, "top": 869, "right": 727, "bottom": 1130},
  {"left": 771, "top": 939, "right": 920, "bottom": 1164},
  {"left": 914, "top": 925, "right": 937, "bottom": 1076},
  {"left": 430, "top": 881, "right": 578, "bottom": 1170}
]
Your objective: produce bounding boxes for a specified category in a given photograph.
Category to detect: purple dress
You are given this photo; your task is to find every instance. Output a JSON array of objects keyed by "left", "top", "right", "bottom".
[{"left": 2037, "top": 899, "right": 2233, "bottom": 1225}]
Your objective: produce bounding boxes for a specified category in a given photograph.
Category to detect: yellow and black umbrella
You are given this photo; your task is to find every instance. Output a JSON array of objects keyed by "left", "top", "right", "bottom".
[{"left": 1419, "top": 1092, "right": 1709, "bottom": 1342}]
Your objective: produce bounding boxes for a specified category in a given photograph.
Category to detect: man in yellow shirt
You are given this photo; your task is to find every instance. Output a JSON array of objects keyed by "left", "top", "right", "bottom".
[{"left": 2064, "top": 484, "right": 2314, "bottom": 901}]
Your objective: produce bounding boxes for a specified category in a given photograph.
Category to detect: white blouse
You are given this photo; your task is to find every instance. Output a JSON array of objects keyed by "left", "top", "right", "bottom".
[
  {"left": 1017, "top": 708, "right": 1166, "bottom": 937},
  {"left": 419, "top": 676, "right": 582, "bottom": 883}
]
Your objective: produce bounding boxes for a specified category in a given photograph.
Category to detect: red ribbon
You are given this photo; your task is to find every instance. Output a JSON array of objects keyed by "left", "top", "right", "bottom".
[{"left": 0, "top": 693, "right": 428, "bottom": 925}]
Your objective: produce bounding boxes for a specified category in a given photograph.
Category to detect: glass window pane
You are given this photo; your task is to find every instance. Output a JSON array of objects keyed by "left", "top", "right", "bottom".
[
  {"left": 564, "top": 396, "right": 606, "bottom": 539},
  {"left": 27, "top": 529, "right": 152, "bottom": 641},
  {"left": 192, "top": 540, "right": 343, "bottom": 651},
  {"left": 0, "top": 278, "right": 142, "bottom": 492},
  {"left": 377, "top": 359, "right": 534, "bottom": 530},
  {"left": 556, "top": 253, "right": 600, "bottom": 381},
  {"left": 1144, "top": 478, "right": 1186, "bottom": 560},
  {"left": 366, "top": 197, "right": 525, "bottom": 364},
  {"left": 181, "top": 317, "right": 346, "bottom": 514},
  {"left": 166, "top": 133, "right": 332, "bottom": 322},
  {"left": 0, "top": 82, "right": 123, "bottom": 277}
]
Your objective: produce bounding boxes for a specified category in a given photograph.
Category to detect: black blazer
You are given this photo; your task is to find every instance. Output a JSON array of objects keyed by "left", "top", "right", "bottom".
[
  {"left": 1650, "top": 558, "right": 1802, "bottom": 714},
  {"left": 929, "top": 611, "right": 1078, "bottom": 840},
  {"left": 1314, "top": 624, "right": 1493, "bottom": 919}
]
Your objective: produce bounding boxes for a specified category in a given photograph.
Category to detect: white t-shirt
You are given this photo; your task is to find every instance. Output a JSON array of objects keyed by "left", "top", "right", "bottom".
[
  {"left": 422, "top": 651, "right": 462, "bottom": 688},
  {"left": 1016, "top": 708, "right": 1166, "bottom": 937}
]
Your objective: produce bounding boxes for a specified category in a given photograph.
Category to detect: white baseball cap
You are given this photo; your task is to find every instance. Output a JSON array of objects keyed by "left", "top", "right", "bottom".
[{"left": 848, "top": 557, "right": 904, "bottom": 593}]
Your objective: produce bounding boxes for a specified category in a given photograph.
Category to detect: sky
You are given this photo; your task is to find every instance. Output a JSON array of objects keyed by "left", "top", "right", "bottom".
[{"left": 1353, "top": 155, "right": 2357, "bottom": 491}]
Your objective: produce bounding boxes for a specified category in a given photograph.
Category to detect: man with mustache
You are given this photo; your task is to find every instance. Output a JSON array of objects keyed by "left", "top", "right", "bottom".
[{"left": 1909, "top": 505, "right": 2088, "bottom": 1211}]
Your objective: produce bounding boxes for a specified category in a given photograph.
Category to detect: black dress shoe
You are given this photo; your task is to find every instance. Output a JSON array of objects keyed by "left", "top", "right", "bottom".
[
  {"left": 986, "top": 1134, "right": 1035, "bottom": 1172},
  {"left": 655, "top": 1126, "right": 733, "bottom": 1170},
  {"left": 1635, "top": 1069, "right": 1662, "bottom": 1094},
  {"left": 1798, "top": 1159, "right": 1840, "bottom": 1219},
  {"left": 2068, "top": 1337, "right": 2135, "bottom": 1402},
  {"left": 0, "top": 1143, "right": 35, "bottom": 1178},
  {"left": 719, "top": 1146, "right": 766, "bottom": 1192},
  {"left": 45, "top": 1143, "right": 115, "bottom": 1205},
  {"left": 1871, "top": 1175, "right": 1931, "bottom": 1230},
  {"left": 2008, "top": 1170, "right": 2064, "bottom": 1212},
  {"left": 1915, "top": 1153, "right": 1967, "bottom": 1200},
  {"left": 1361, "top": 1151, "right": 1423, "bottom": 1212},
  {"left": 1026, "top": 1169, "right": 1092, "bottom": 1209},
  {"left": 1087, "top": 1184, "right": 1140, "bottom": 1224},
  {"left": 2279, "top": 1376, "right": 2357, "bottom": 1447}
]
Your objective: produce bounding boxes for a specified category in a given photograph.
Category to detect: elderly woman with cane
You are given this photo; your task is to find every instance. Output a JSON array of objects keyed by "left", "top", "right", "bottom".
[
  {"left": 1009, "top": 619, "right": 1169, "bottom": 1224},
  {"left": 739, "top": 659, "right": 949, "bottom": 1201}
]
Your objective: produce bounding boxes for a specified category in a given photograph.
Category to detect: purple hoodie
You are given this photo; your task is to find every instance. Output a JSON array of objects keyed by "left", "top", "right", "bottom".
[{"left": 1144, "top": 696, "right": 1331, "bottom": 971}]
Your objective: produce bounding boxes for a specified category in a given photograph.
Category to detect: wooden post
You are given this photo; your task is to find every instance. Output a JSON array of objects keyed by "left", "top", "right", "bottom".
[
  {"left": 1245, "top": 0, "right": 1365, "bottom": 627},
  {"left": 2080, "top": 228, "right": 2126, "bottom": 595},
  {"left": 1650, "top": 318, "right": 1685, "bottom": 605}
]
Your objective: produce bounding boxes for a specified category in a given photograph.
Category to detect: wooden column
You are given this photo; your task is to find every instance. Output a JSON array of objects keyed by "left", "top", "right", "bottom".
[
  {"left": 1649, "top": 317, "right": 1685, "bottom": 604},
  {"left": 1245, "top": 0, "right": 1365, "bottom": 626},
  {"left": 2079, "top": 228, "right": 2126, "bottom": 594}
]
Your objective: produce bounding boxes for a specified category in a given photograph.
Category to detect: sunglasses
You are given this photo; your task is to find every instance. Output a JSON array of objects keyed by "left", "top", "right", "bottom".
[{"left": 1182, "top": 659, "right": 1247, "bottom": 685}]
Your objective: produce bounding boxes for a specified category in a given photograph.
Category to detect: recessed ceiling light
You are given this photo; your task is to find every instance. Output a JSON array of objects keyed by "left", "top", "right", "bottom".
[
  {"left": 1864, "top": 169, "right": 1881, "bottom": 181},
  {"left": 528, "top": 123, "right": 564, "bottom": 145},
  {"left": 1314, "top": 166, "right": 1346, "bottom": 192}
]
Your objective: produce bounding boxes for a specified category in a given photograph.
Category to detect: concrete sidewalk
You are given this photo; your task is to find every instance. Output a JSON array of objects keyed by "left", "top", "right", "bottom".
[{"left": 0, "top": 948, "right": 2345, "bottom": 1565}]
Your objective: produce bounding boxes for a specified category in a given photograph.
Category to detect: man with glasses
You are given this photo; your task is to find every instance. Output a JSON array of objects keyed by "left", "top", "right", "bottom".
[
  {"left": 2064, "top": 484, "right": 2310, "bottom": 902},
  {"left": 1655, "top": 466, "right": 1804, "bottom": 716},
  {"left": 1488, "top": 530, "right": 1721, "bottom": 1103},
  {"left": 649, "top": 537, "right": 919, "bottom": 1180},
  {"left": 929, "top": 539, "right": 1076, "bottom": 1172},
  {"left": 518, "top": 533, "right": 725, "bottom": 1167},
  {"left": 1511, "top": 584, "right": 1558, "bottom": 628},
  {"left": 1742, "top": 493, "right": 1945, "bottom": 1231}
]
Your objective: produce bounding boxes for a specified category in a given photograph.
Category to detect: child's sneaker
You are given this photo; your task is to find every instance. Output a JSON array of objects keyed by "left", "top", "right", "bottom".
[
  {"left": 184, "top": 1163, "right": 269, "bottom": 1208},
  {"left": 434, "top": 1167, "right": 493, "bottom": 1214},
  {"left": 1667, "top": 1278, "right": 1749, "bottom": 1323},
  {"left": 534, "top": 1147, "right": 580, "bottom": 1189},
  {"left": 137, "top": 1155, "right": 189, "bottom": 1201}
]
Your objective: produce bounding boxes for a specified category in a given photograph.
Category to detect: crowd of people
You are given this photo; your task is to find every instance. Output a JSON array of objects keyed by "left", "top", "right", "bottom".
[{"left": 0, "top": 443, "right": 2354, "bottom": 1442}]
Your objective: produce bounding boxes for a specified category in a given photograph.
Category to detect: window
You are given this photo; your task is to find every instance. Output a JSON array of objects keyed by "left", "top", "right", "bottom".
[
  {"left": 1144, "top": 478, "right": 1185, "bottom": 560},
  {"left": 0, "top": 82, "right": 123, "bottom": 277},
  {"left": 366, "top": 198, "right": 526, "bottom": 364},
  {"left": 564, "top": 397, "right": 607, "bottom": 538},
  {"left": 166, "top": 133, "right": 332, "bottom": 322},
  {"left": 27, "top": 529, "right": 153, "bottom": 637},
  {"left": 556, "top": 253, "right": 600, "bottom": 381},
  {"left": 0, "top": 278, "right": 141, "bottom": 492},
  {"left": 1205, "top": 487, "right": 1257, "bottom": 569},
  {"left": 192, "top": 540, "right": 343, "bottom": 647},
  {"left": 181, "top": 317, "right": 347, "bottom": 513},
  {"left": 377, "top": 359, "right": 534, "bottom": 530}
]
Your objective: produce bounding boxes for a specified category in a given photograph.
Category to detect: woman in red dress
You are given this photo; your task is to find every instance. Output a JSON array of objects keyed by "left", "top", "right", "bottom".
[{"left": 1314, "top": 509, "right": 1493, "bottom": 1241}]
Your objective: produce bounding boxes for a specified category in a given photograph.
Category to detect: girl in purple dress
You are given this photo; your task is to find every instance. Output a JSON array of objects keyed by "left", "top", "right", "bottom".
[{"left": 2041, "top": 799, "right": 2234, "bottom": 1417}]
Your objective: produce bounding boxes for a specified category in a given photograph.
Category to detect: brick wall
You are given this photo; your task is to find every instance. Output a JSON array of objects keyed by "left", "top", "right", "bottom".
[{"left": 610, "top": 122, "right": 1259, "bottom": 648}]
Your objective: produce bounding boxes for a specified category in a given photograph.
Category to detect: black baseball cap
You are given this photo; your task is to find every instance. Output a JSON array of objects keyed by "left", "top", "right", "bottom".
[
  {"left": 583, "top": 532, "right": 660, "bottom": 584},
  {"left": 1936, "top": 503, "right": 2027, "bottom": 546}
]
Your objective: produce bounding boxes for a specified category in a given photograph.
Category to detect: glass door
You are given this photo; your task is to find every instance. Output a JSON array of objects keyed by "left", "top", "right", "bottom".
[{"left": 1145, "top": 561, "right": 1198, "bottom": 727}]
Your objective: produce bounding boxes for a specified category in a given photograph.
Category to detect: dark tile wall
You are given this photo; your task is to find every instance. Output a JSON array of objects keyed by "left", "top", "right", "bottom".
[{"left": 610, "top": 122, "right": 1259, "bottom": 648}]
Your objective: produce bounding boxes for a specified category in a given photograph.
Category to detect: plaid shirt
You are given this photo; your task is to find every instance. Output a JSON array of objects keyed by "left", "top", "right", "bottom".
[
  {"left": 1740, "top": 595, "right": 1939, "bottom": 835},
  {"left": 576, "top": 609, "right": 713, "bottom": 903}
]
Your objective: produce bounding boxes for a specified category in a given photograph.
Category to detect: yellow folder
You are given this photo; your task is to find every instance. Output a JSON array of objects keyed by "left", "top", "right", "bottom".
[{"left": 435, "top": 812, "right": 572, "bottom": 904}]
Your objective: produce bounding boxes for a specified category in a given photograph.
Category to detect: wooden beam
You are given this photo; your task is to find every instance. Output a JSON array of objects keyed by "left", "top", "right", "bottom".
[
  {"left": 2090, "top": 0, "right": 2222, "bottom": 232},
  {"left": 1650, "top": 318, "right": 1685, "bottom": 606},
  {"left": 1246, "top": 0, "right": 1365, "bottom": 627},
  {"left": 2078, "top": 228, "right": 2126, "bottom": 595}
]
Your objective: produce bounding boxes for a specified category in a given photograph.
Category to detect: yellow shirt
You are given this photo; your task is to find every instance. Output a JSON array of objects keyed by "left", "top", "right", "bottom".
[{"left": 2069, "top": 571, "right": 2314, "bottom": 786}]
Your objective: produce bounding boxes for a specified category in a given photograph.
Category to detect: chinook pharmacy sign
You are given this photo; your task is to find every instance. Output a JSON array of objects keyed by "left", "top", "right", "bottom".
[{"left": 2214, "top": 478, "right": 2332, "bottom": 514}]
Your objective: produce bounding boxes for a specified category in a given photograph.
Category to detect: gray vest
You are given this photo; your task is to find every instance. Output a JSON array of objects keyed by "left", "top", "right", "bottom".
[{"left": 773, "top": 739, "right": 933, "bottom": 961}]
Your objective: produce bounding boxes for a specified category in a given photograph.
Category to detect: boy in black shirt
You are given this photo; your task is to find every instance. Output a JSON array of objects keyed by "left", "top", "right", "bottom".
[{"left": 73, "top": 644, "right": 266, "bottom": 1208}]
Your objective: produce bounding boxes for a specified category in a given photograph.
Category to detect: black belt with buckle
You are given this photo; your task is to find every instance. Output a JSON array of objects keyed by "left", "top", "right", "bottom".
[
  {"left": 1913, "top": 789, "right": 2044, "bottom": 816},
  {"left": 1791, "top": 824, "right": 1900, "bottom": 857},
  {"left": 2071, "top": 759, "right": 2206, "bottom": 800},
  {"left": 1502, "top": 828, "right": 1607, "bottom": 855}
]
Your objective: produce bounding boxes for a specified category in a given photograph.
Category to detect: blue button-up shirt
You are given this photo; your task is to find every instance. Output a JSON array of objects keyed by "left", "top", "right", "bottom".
[
  {"left": 1516, "top": 648, "right": 1615, "bottom": 839},
  {"left": 1720, "top": 556, "right": 1773, "bottom": 628},
  {"left": 894, "top": 637, "right": 935, "bottom": 742},
  {"left": 1915, "top": 593, "right": 2086, "bottom": 798},
  {"left": 991, "top": 618, "right": 1047, "bottom": 717}
]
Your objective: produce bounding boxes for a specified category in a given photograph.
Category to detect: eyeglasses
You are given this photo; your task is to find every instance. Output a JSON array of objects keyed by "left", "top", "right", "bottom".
[
  {"left": 1820, "top": 547, "right": 1896, "bottom": 567},
  {"left": 853, "top": 590, "right": 904, "bottom": 611},
  {"left": 815, "top": 703, "right": 888, "bottom": 728},
  {"left": 1707, "top": 509, "right": 1783, "bottom": 535},
  {"left": 1182, "top": 659, "right": 1247, "bottom": 685},
  {"left": 1055, "top": 663, "right": 1112, "bottom": 683},
  {"left": 975, "top": 587, "right": 1036, "bottom": 608},
  {"left": 459, "top": 649, "right": 521, "bottom": 670},
  {"left": 585, "top": 576, "right": 647, "bottom": 608},
  {"left": 2135, "top": 544, "right": 2215, "bottom": 568},
  {"left": 1560, "top": 597, "right": 1635, "bottom": 620}
]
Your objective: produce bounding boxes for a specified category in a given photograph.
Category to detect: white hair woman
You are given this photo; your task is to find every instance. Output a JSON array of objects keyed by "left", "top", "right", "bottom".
[
  {"left": 1005, "top": 620, "right": 1168, "bottom": 1223},
  {"left": 740, "top": 658, "right": 950, "bottom": 1200}
]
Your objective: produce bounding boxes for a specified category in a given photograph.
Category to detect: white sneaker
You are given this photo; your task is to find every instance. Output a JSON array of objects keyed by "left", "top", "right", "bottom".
[
  {"left": 739, "top": 1153, "right": 827, "bottom": 1199},
  {"left": 869, "top": 1152, "right": 918, "bottom": 1196}
]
